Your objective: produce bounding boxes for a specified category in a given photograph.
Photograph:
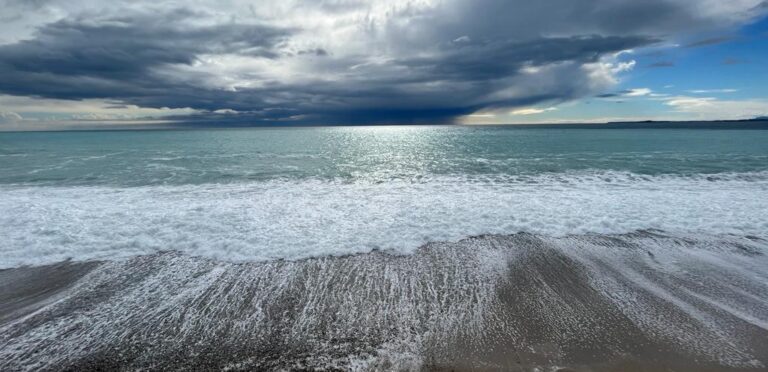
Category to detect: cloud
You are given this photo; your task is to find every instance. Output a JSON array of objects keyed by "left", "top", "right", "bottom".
[
  {"left": 511, "top": 107, "right": 557, "bottom": 115},
  {"left": 684, "top": 36, "right": 735, "bottom": 48},
  {"left": 687, "top": 89, "right": 739, "bottom": 94},
  {"left": 0, "top": 0, "right": 766, "bottom": 126},
  {"left": 452, "top": 36, "right": 472, "bottom": 44},
  {"left": 665, "top": 96, "right": 768, "bottom": 119},
  {"left": 0, "top": 111, "right": 23, "bottom": 125},
  {"left": 597, "top": 88, "right": 652, "bottom": 98},
  {"left": 0, "top": 94, "right": 199, "bottom": 119},
  {"left": 0, "top": 10, "right": 290, "bottom": 105},
  {"left": 624, "top": 88, "right": 653, "bottom": 97},
  {"left": 648, "top": 61, "right": 675, "bottom": 68}
]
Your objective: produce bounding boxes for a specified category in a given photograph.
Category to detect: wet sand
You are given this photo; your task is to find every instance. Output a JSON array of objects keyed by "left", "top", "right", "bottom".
[
  {"left": 1, "top": 231, "right": 767, "bottom": 371},
  {"left": 0, "top": 261, "right": 100, "bottom": 326}
]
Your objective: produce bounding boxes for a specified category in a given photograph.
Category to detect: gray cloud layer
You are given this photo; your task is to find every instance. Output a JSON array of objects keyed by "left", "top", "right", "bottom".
[{"left": 0, "top": 0, "right": 765, "bottom": 125}]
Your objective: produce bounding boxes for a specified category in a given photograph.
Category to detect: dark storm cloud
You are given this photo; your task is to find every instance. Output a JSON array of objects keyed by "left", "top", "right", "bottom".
[
  {"left": 0, "top": 0, "right": 765, "bottom": 125},
  {"left": 394, "top": 36, "right": 654, "bottom": 82},
  {"left": 0, "top": 11, "right": 290, "bottom": 101},
  {"left": 0, "top": 8, "right": 655, "bottom": 124}
]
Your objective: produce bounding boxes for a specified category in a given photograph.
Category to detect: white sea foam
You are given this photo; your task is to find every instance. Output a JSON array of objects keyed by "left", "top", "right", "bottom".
[{"left": 1, "top": 171, "right": 767, "bottom": 268}]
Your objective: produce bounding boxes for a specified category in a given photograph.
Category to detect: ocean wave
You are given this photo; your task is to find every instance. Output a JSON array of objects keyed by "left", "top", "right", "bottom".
[{"left": 1, "top": 171, "right": 767, "bottom": 268}]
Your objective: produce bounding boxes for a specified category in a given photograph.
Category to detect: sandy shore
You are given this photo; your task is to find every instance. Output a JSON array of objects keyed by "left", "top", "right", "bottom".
[
  {"left": 1, "top": 231, "right": 767, "bottom": 371},
  {"left": 0, "top": 261, "right": 100, "bottom": 327}
]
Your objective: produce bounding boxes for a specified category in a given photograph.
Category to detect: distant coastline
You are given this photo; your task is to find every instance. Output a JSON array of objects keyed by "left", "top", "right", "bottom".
[
  {"left": 2, "top": 118, "right": 768, "bottom": 133},
  {"left": 491, "top": 118, "right": 768, "bottom": 130}
]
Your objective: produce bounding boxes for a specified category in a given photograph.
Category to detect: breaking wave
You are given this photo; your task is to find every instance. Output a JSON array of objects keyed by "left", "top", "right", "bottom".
[{"left": 1, "top": 170, "right": 767, "bottom": 268}]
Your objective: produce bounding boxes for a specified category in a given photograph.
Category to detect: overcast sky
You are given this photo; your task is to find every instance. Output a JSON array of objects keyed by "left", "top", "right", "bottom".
[{"left": 1, "top": 0, "right": 767, "bottom": 129}]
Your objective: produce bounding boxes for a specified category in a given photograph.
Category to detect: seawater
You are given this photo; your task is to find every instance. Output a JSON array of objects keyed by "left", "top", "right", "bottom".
[{"left": 1, "top": 126, "right": 767, "bottom": 267}]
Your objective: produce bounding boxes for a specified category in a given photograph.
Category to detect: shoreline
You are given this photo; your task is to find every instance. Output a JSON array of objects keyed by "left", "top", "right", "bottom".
[{"left": 1, "top": 232, "right": 767, "bottom": 371}]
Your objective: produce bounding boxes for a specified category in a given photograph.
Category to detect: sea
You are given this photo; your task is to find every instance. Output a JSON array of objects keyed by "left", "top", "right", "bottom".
[
  {"left": 1, "top": 125, "right": 767, "bottom": 267},
  {"left": 1, "top": 125, "right": 767, "bottom": 370}
]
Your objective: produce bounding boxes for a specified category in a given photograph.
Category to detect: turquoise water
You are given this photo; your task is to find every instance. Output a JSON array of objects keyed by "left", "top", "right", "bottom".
[
  {"left": 2, "top": 126, "right": 767, "bottom": 186},
  {"left": 1, "top": 126, "right": 768, "bottom": 267}
]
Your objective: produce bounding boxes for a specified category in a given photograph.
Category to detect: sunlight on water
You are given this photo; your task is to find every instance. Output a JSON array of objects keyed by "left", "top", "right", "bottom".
[
  {"left": 1, "top": 127, "right": 768, "bottom": 186},
  {"left": 1, "top": 127, "right": 768, "bottom": 266}
]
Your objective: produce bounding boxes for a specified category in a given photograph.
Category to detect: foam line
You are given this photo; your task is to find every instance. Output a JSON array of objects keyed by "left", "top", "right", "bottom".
[{"left": 1, "top": 171, "right": 767, "bottom": 268}]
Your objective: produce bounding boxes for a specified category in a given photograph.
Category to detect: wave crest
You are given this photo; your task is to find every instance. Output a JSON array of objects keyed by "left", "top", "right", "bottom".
[{"left": 1, "top": 171, "right": 767, "bottom": 268}]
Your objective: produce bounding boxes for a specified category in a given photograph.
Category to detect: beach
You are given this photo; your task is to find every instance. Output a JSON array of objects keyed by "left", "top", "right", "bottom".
[
  {"left": 1, "top": 127, "right": 768, "bottom": 370},
  {"left": 3, "top": 0, "right": 768, "bottom": 368},
  {"left": 2, "top": 232, "right": 767, "bottom": 371}
]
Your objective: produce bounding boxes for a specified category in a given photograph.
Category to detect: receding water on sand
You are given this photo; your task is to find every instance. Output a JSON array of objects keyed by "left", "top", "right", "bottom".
[{"left": 2, "top": 232, "right": 767, "bottom": 371}]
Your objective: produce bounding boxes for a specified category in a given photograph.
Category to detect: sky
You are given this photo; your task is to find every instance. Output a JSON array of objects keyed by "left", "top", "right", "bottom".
[{"left": 0, "top": 0, "right": 767, "bottom": 130}]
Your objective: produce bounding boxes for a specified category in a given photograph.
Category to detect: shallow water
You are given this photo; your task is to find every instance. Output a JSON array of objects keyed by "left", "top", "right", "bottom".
[
  {"left": 1, "top": 126, "right": 767, "bottom": 267},
  {"left": 2, "top": 127, "right": 768, "bottom": 186}
]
